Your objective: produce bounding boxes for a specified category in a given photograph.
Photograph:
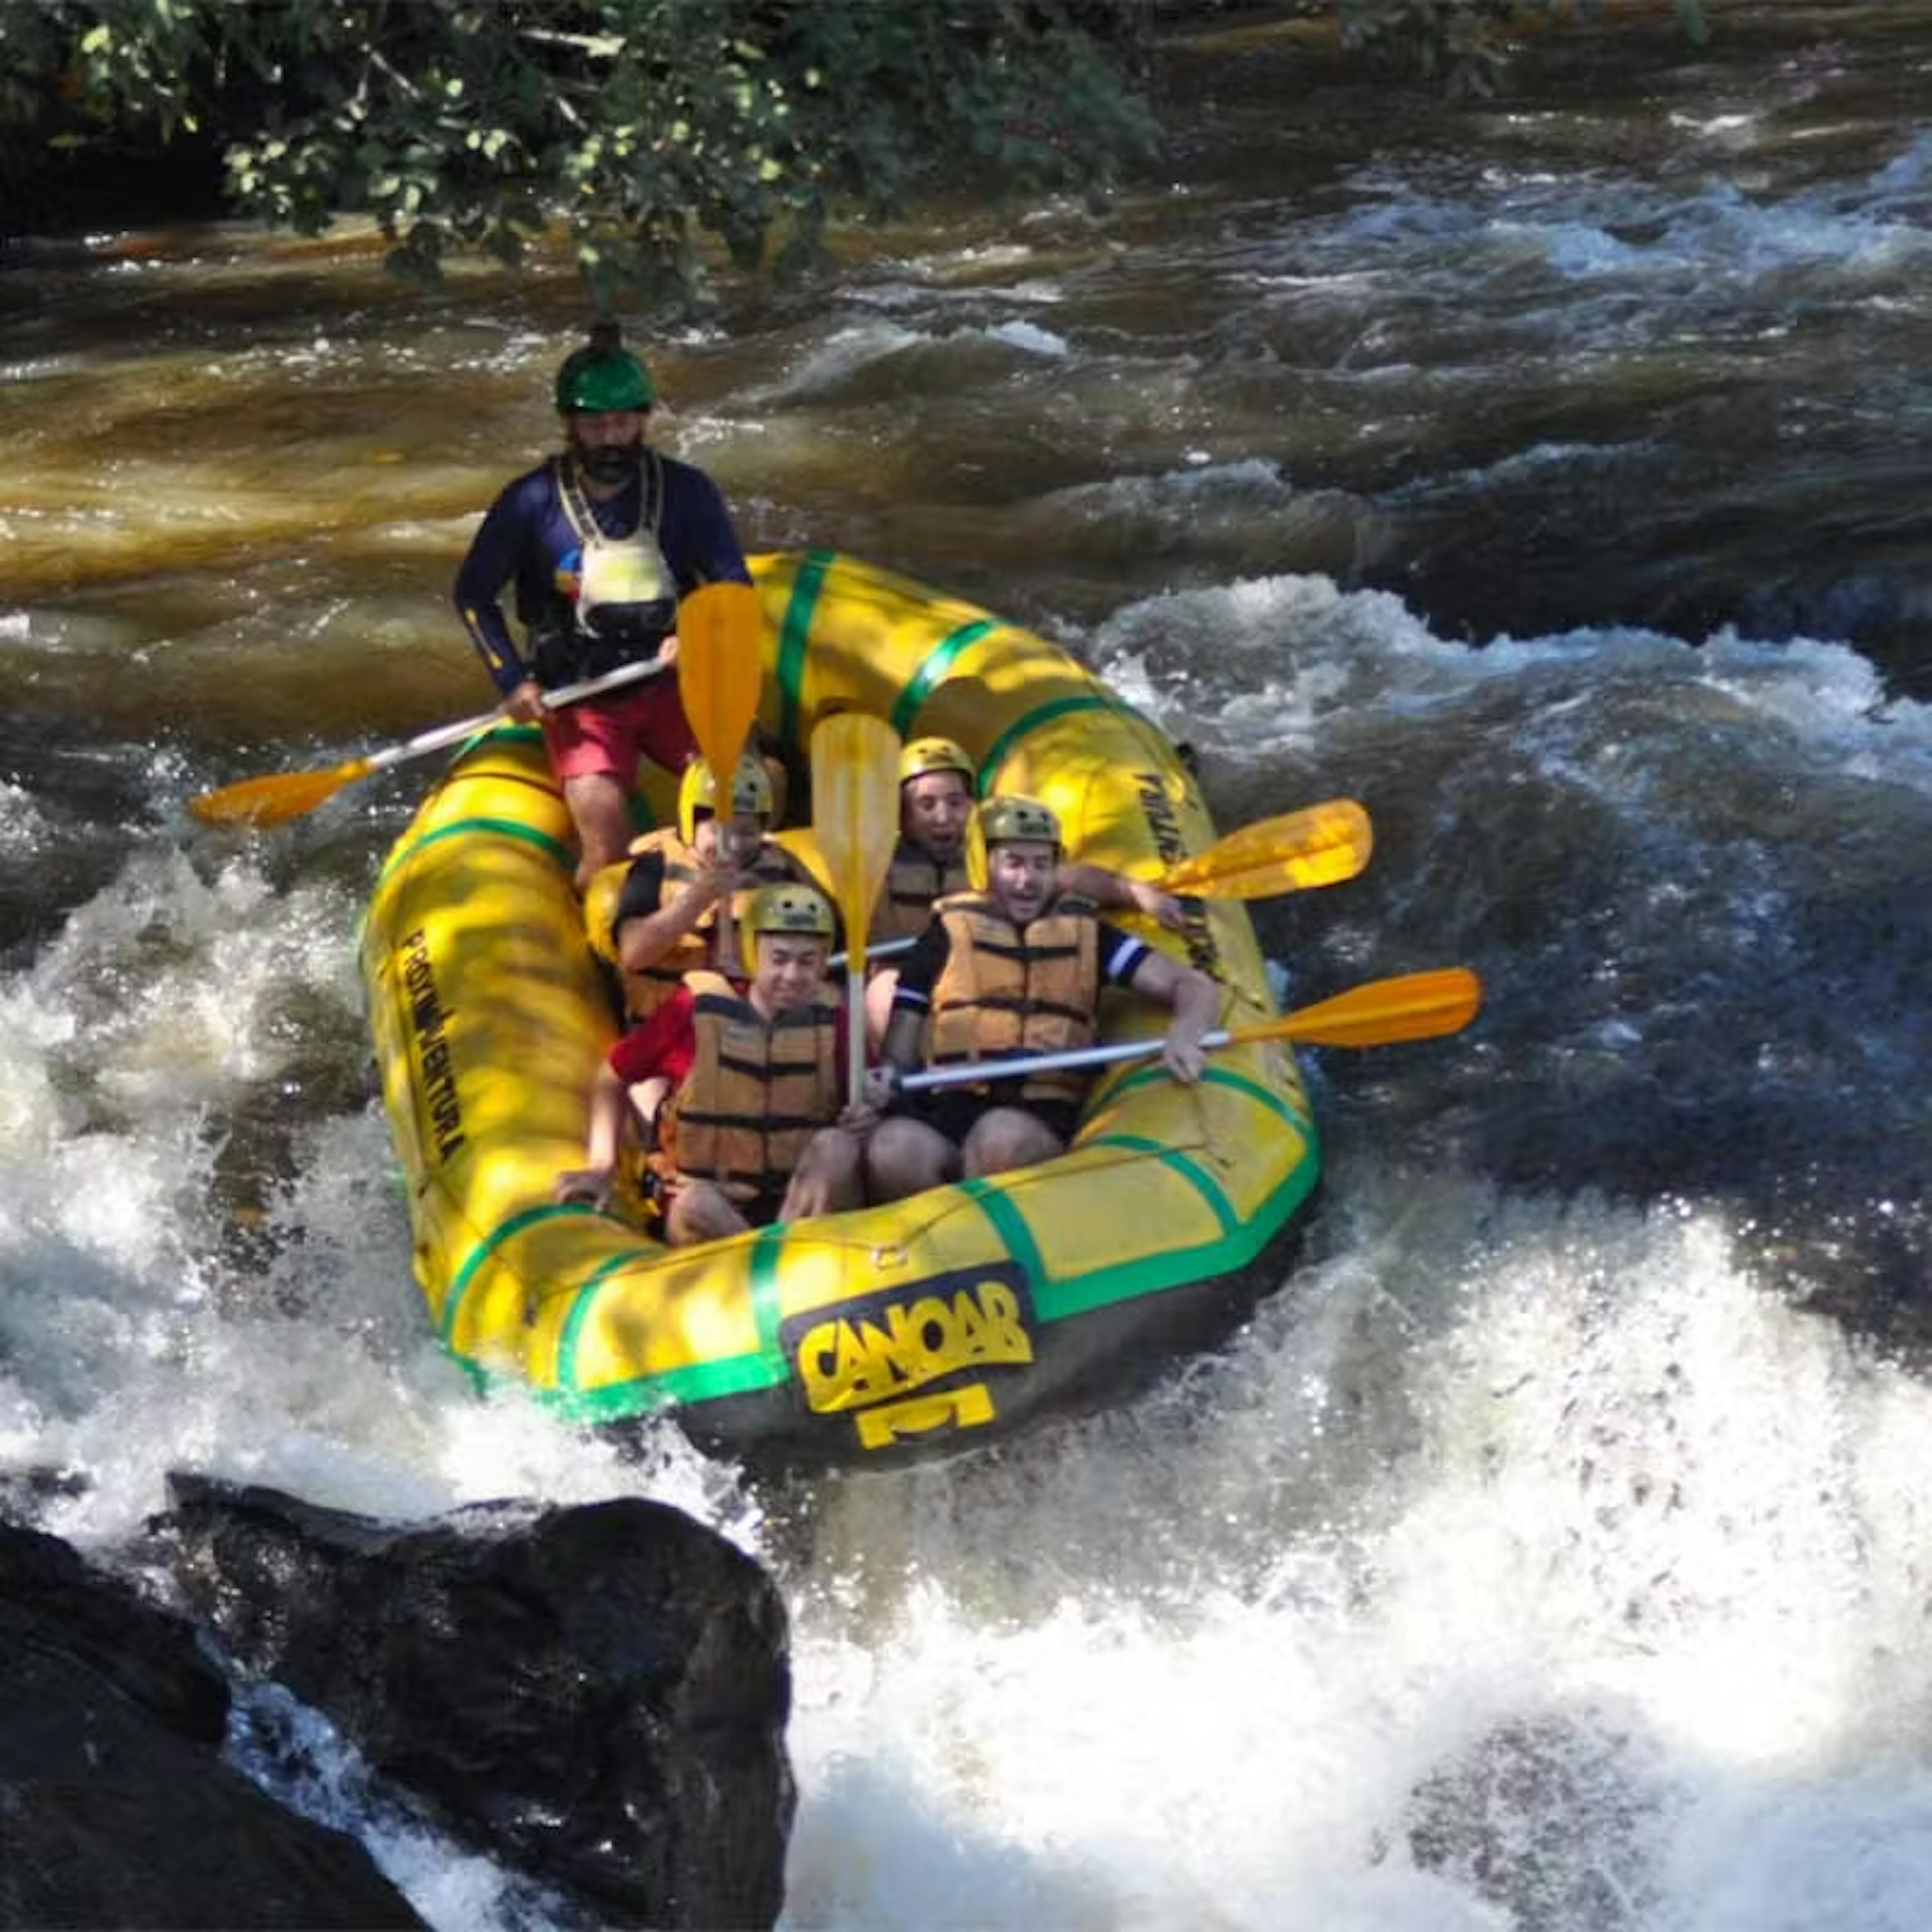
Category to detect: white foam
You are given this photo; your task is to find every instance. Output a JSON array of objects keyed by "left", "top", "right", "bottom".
[
  {"left": 756, "top": 321, "right": 927, "bottom": 400},
  {"left": 1086, "top": 573, "right": 1932, "bottom": 791},
  {"left": 0, "top": 841, "right": 760, "bottom": 1556},
  {"left": 777, "top": 1173, "right": 1932, "bottom": 1929},
  {"left": 985, "top": 319, "right": 1069, "bottom": 358}
]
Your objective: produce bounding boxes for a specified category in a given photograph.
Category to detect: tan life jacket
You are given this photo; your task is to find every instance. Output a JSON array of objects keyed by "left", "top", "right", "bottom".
[
  {"left": 655, "top": 971, "right": 841, "bottom": 1202},
  {"left": 610, "top": 829, "right": 811, "bottom": 1023},
  {"left": 927, "top": 892, "right": 1100, "bottom": 1105},
  {"left": 871, "top": 838, "right": 970, "bottom": 945}
]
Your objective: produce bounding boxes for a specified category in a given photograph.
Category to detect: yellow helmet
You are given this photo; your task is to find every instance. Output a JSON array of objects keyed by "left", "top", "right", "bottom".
[
  {"left": 965, "top": 793, "right": 1062, "bottom": 890},
  {"left": 898, "top": 737, "right": 976, "bottom": 788},
  {"left": 678, "top": 752, "right": 774, "bottom": 844},
  {"left": 740, "top": 882, "right": 835, "bottom": 975}
]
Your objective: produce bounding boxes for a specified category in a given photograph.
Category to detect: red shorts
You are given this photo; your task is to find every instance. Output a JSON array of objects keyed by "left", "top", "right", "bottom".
[{"left": 541, "top": 676, "right": 698, "bottom": 788}]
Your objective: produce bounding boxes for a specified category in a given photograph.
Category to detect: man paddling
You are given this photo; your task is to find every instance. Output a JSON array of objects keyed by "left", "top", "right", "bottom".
[
  {"left": 454, "top": 321, "right": 752, "bottom": 888},
  {"left": 864, "top": 795, "right": 1220, "bottom": 1195},
  {"left": 588, "top": 752, "right": 820, "bottom": 1024}
]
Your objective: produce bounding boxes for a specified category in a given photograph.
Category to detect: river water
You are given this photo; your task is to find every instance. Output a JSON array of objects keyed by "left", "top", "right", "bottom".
[{"left": 6, "top": 8, "right": 1932, "bottom": 1928}]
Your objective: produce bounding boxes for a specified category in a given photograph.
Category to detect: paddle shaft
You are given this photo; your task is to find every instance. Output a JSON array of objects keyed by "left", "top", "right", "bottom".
[
  {"left": 903, "top": 1026, "right": 1241, "bottom": 1093},
  {"left": 900, "top": 967, "right": 1482, "bottom": 1092},
  {"left": 187, "top": 654, "right": 675, "bottom": 826},
  {"left": 364, "top": 656, "right": 669, "bottom": 777},
  {"left": 830, "top": 935, "right": 916, "bottom": 970}
]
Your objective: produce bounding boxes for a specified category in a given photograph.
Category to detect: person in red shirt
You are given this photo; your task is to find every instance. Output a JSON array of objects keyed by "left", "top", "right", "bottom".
[{"left": 555, "top": 883, "right": 873, "bottom": 1244}]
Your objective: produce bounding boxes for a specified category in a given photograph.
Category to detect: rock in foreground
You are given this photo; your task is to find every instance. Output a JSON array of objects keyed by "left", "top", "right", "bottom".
[{"left": 161, "top": 1479, "right": 794, "bottom": 1930}]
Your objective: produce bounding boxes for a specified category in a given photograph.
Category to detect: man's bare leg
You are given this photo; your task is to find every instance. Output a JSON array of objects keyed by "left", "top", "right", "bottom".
[
  {"left": 563, "top": 770, "right": 636, "bottom": 890},
  {"left": 780, "top": 1126, "right": 866, "bottom": 1221},
  {"left": 665, "top": 1179, "right": 753, "bottom": 1247},
  {"left": 961, "top": 1107, "right": 1063, "bottom": 1179},
  {"left": 865, "top": 1115, "right": 959, "bottom": 1203}
]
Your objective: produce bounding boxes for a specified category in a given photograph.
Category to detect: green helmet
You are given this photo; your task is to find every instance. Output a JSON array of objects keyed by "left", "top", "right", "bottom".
[{"left": 554, "top": 324, "right": 655, "bottom": 414}]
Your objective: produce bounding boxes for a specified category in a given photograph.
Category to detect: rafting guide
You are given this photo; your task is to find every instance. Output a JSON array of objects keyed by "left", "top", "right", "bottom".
[{"left": 453, "top": 321, "right": 754, "bottom": 888}]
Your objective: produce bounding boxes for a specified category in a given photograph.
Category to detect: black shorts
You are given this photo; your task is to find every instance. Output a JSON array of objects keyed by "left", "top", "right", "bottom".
[
  {"left": 740, "top": 1187, "right": 789, "bottom": 1229},
  {"left": 907, "top": 1088, "right": 1079, "bottom": 1151}
]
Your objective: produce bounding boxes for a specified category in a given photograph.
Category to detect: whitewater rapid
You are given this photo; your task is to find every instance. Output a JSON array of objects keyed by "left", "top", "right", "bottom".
[
  {"left": 7, "top": 569, "right": 1932, "bottom": 1928},
  {"left": 10, "top": 15, "right": 1932, "bottom": 1918}
]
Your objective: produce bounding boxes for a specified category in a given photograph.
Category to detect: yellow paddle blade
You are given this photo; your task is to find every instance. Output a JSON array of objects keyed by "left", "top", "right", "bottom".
[
  {"left": 678, "top": 581, "right": 765, "bottom": 780},
  {"left": 812, "top": 711, "right": 902, "bottom": 1099},
  {"left": 1237, "top": 967, "right": 1483, "bottom": 1050},
  {"left": 187, "top": 755, "right": 376, "bottom": 829},
  {"left": 811, "top": 713, "right": 903, "bottom": 945},
  {"left": 1160, "top": 798, "right": 1372, "bottom": 896},
  {"left": 1170, "top": 843, "right": 1363, "bottom": 902}
]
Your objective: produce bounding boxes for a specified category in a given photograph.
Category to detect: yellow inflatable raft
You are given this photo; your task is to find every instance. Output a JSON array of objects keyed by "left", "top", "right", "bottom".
[{"left": 361, "top": 550, "right": 1319, "bottom": 1465}]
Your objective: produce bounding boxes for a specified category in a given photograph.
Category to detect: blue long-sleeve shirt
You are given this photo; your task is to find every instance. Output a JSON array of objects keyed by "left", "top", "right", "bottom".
[{"left": 454, "top": 452, "right": 751, "bottom": 694}]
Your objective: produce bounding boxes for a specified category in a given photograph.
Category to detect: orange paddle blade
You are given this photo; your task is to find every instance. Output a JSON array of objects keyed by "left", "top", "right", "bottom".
[
  {"left": 678, "top": 581, "right": 765, "bottom": 779},
  {"left": 188, "top": 756, "right": 376, "bottom": 828},
  {"left": 1237, "top": 968, "right": 1483, "bottom": 1050},
  {"left": 1160, "top": 798, "right": 1372, "bottom": 896}
]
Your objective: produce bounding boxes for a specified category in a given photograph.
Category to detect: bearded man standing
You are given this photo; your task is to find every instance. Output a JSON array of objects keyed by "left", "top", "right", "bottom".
[{"left": 454, "top": 321, "right": 752, "bottom": 887}]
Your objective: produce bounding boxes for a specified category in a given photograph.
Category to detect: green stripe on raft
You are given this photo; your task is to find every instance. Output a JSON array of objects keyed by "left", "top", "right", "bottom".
[
  {"left": 892, "top": 617, "right": 1001, "bottom": 738},
  {"left": 774, "top": 548, "right": 837, "bottom": 748}
]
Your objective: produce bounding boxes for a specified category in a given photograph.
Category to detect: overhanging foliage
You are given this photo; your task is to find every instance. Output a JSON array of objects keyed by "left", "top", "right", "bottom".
[
  {"left": 10, "top": 0, "right": 1158, "bottom": 303},
  {"left": 5, "top": 2, "right": 1720, "bottom": 297}
]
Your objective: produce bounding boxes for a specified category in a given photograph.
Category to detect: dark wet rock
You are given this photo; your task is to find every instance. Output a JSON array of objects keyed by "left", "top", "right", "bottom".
[
  {"left": 0, "top": 1519, "right": 424, "bottom": 1930},
  {"left": 1403, "top": 1711, "right": 1667, "bottom": 1932},
  {"left": 159, "top": 1477, "right": 795, "bottom": 1931}
]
